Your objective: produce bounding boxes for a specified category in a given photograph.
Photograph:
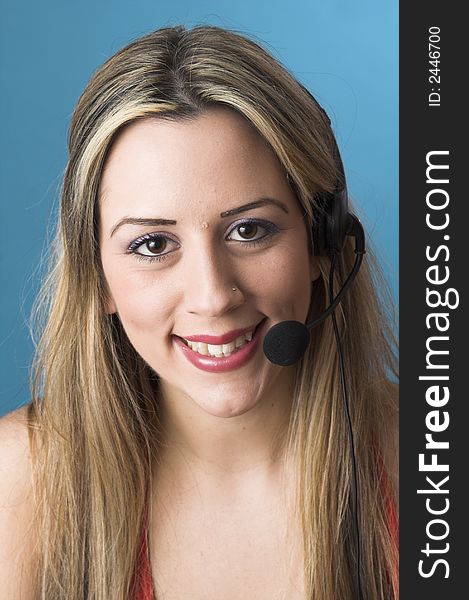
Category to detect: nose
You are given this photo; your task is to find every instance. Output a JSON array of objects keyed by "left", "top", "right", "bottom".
[{"left": 183, "top": 247, "right": 244, "bottom": 318}]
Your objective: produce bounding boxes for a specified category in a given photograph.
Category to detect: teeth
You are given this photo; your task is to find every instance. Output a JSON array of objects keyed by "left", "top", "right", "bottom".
[
  {"left": 223, "top": 341, "right": 236, "bottom": 354},
  {"left": 184, "top": 329, "right": 255, "bottom": 357},
  {"left": 208, "top": 344, "right": 224, "bottom": 357},
  {"left": 186, "top": 341, "right": 210, "bottom": 355}
]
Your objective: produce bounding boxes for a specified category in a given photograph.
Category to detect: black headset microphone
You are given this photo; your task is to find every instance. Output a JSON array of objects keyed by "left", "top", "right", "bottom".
[{"left": 262, "top": 90, "right": 366, "bottom": 600}]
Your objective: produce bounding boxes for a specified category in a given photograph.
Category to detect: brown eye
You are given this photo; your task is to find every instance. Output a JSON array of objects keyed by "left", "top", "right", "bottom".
[
  {"left": 146, "top": 238, "right": 167, "bottom": 254},
  {"left": 226, "top": 219, "right": 279, "bottom": 245},
  {"left": 237, "top": 223, "right": 258, "bottom": 239},
  {"left": 128, "top": 233, "right": 178, "bottom": 260}
]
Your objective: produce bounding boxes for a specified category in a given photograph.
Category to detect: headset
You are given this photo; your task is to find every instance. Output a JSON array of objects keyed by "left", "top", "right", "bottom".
[{"left": 262, "top": 86, "right": 366, "bottom": 600}]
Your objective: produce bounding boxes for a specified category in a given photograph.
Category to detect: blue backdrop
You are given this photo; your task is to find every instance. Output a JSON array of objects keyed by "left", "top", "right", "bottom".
[{"left": 0, "top": 0, "right": 398, "bottom": 416}]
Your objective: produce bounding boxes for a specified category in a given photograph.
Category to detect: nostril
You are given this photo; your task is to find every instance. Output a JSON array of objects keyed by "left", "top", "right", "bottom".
[{"left": 185, "top": 282, "right": 244, "bottom": 317}]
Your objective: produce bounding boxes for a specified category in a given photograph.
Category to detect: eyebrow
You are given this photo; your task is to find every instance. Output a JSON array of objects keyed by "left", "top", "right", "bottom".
[
  {"left": 219, "top": 197, "right": 289, "bottom": 218},
  {"left": 110, "top": 218, "right": 177, "bottom": 237},
  {"left": 110, "top": 197, "right": 289, "bottom": 237}
]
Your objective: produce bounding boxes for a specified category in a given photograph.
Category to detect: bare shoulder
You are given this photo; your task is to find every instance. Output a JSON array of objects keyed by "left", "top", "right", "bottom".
[
  {"left": 0, "top": 405, "right": 38, "bottom": 599},
  {"left": 0, "top": 403, "right": 32, "bottom": 459},
  {"left": 0, "top": 404, "right": 33, "bottom": 492}
]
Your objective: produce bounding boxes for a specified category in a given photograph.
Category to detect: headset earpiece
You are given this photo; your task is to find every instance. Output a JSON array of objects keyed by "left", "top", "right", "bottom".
[
  {"left": 298, "top": 83, "right": 351, "bottom": 257},
  {"left": 311, "top": 167, "right": 350, "bottom": 256}
]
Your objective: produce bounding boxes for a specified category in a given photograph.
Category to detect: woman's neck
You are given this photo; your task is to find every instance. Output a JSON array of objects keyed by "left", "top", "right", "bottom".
[{"left": 155, "top": 370, "right": 296, "bottom": 481}]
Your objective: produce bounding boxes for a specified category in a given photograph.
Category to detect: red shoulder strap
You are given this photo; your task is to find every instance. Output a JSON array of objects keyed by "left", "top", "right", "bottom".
[
  {"left": 132, "top": 528, "right": 154, "bottom": 600},
  {"left": 376, "top": 446, "right": 399, "bottom": 596}
]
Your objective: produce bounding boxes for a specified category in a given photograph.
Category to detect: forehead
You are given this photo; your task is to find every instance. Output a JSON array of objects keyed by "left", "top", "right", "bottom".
[{"left": 99, "top": 106, "right": 294, "bottom": 223}]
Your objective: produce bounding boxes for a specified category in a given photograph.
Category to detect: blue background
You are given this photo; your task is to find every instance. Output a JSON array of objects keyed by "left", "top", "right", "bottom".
[{"left": 0, "top": 0, "right": 398, "bottom": 417}]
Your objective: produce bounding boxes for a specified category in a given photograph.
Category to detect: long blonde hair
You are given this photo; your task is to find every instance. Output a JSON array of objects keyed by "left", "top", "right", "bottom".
[{"left": 27, "top": 24, "right": 398, "bottom": 599}]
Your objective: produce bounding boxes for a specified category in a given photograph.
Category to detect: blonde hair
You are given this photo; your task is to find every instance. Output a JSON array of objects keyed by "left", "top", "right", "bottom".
[{"left": 27, "top": 24, "right": 398, "bottom": 599}]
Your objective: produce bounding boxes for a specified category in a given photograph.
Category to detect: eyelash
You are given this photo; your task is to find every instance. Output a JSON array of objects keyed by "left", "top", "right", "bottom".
[{"left": 126, "top": 218, "right": 280, "bottom": 264}]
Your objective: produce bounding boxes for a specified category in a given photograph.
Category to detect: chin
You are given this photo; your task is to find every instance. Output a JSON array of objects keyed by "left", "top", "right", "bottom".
[{"left": 192, "top": 391, "right": 260, "bottom": 419}]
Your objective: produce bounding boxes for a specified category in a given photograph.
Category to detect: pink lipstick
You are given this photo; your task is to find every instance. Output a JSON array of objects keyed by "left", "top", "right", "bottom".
[
  {"left": 173, "top": 318, "right": 267, "bottom": 373},
  {"left": 182, "top": 323, "right": 256, "bottom": 345}
]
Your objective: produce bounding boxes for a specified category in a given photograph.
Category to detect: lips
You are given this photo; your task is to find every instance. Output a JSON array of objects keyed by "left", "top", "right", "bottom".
[
  {"left": 173, "top": 318, "right": 267, "bottom": 373},
  {"left": 180, "top": 323, "right": 258, "bottom": 345}
]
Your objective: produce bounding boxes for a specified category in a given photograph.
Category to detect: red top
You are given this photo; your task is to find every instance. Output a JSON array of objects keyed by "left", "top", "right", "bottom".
[
  {"left": 134, "top": 531, "right": 154, "bottom": 600},
  {"left": 381, "top": 461, "right": 399, "bottom": 595}
]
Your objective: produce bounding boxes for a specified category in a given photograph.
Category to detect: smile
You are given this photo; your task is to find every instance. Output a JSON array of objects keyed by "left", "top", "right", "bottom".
[
  {"left": 172, "top": 319, "right": 267, "bottom": 373},
  {"left": 180, "top": 330, "right": 254, "bottom": 358}
]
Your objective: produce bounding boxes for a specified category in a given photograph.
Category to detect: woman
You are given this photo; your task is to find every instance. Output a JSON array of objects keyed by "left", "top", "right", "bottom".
[{"left": 0, "top": 24, "right": 398, "bottom": 599}]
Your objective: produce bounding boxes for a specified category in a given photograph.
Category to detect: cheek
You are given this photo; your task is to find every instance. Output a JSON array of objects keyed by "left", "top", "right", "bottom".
[
  {"left": 102, "top": 257, "right": 178, "bottom": 334},
  {"left": 244, "top": 238, "right": 313, "bottom": 320}
]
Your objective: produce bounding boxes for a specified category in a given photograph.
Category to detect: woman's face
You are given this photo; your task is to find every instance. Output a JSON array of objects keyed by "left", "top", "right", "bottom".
[{"left": 99, "top": 106, "right": 319, "bottom": 418}]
